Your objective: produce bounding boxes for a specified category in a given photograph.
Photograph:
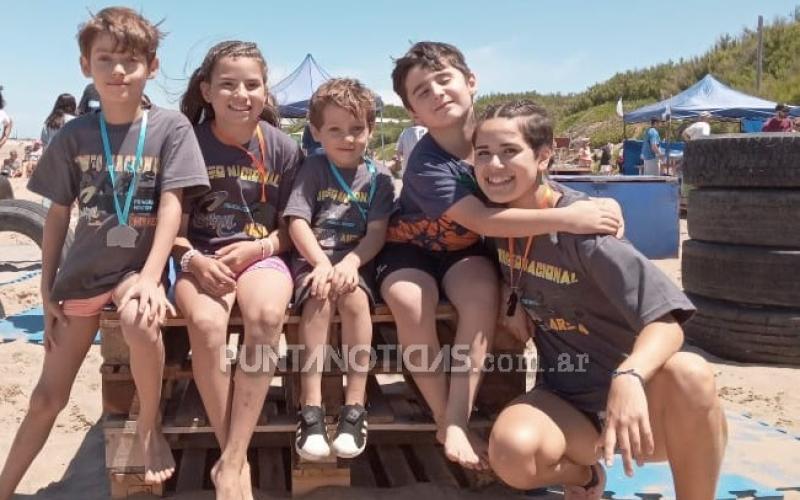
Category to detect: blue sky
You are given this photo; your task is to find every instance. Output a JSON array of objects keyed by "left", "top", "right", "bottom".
[{"left": 2, "top": 0, "right": 797, "bottom": 137}]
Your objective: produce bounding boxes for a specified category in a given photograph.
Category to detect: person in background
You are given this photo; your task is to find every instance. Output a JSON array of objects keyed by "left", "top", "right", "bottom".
[
  {"left": 639, "top": 118, "right": 662, "bottom": 175},
  {"left": 0, "top": 88, "right": 13, "bottom": 150},
  {"left": 41, "top": 93, "right": 78, "bottom": 149},
  {"left": 599, "top": 143, "right": 613, "bottom": 174},
  {"left": 682, "top": 111, "right": 711, "bottom": 141},
  {"left": 762, "top": 103, "right": 793, "bottom": 132},
  {"left": 77, "top": 83, "right": 101, "bottom": 115},
  {"left": 394, "top": 122, "right": 427, "bottom": 178}
]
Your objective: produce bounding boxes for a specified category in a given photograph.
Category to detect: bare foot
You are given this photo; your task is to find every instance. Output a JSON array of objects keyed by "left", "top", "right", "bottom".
[
  {"left": 442, "top": 425, "right": 489, "bottom": 471},
  {"left": 137, "top": 426, "right": 176, "bottom": 484},
  {"left": 241, "top": 461, "right": 254, "bottom": 500},
  {"left": 211, "top": 459, "right": 243, "bottom": 500}
]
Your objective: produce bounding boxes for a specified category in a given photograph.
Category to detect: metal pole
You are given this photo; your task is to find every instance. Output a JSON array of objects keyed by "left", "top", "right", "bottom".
[{"left": 757, "top": 15, "right": 764, "bottom": 92}]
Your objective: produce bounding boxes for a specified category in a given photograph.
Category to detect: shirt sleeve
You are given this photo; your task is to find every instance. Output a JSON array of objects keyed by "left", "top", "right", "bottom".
[
  {"left": 282, "top": 156, "right": 320, "bottom": 223},
  {"left": 27, "top": 125, "right": 79, "bottom": 205},
  {"left": 368, "top": 168, "right": 396, "bottom": 222},
  {"left": 579, "top": 235, "right": 696, "bottom": 333},
  {"left": 404, "top": 153, "right": 475, "bottom": 219},
  {"left": 159, "top": 114, "right": 210, "bottom": 197}
]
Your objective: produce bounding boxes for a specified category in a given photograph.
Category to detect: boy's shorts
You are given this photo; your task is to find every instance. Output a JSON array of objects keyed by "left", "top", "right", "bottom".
[
  {"left": 62, "top": 291, "right": 114, "bottom": 317},
  {"left": 292, "top": 255, "right": 376, "bottom": 312},
  {"left": 375, "top": 242, "right": 492, "bottom": 297}
]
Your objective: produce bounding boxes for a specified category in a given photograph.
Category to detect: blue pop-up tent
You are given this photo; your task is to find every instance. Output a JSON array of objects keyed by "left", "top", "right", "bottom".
[
  {"left": 623, "top": 74, "right": 795, "bottom": 123},
  {"left": 273, "top": 53, "right": 383, "bottom": 118},
  {"left": 272, "top": 54, "right": 332, "bottom": 118}
]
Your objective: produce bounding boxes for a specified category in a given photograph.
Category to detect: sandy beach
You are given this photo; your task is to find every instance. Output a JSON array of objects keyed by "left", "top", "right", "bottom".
[{"left": 1, "top": 155, "right": 799, "bottom": 498}]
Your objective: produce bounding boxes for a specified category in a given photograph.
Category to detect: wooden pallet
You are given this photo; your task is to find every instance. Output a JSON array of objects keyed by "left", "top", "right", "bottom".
[
  {"left": 108, "top": 440, "right": 500, "bottom": 497},
  {"left": 100, "top": 303, "right": 527, "bottom": 497}
]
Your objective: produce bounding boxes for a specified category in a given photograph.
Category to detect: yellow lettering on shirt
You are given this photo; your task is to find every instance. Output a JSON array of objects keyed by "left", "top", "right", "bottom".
[{"left": 497, "top": 248, "right": 578, "bottom": 286}]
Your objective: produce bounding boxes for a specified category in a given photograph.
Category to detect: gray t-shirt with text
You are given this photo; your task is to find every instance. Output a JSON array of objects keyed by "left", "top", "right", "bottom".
[
  {"left": 28, "top": 106, "right": 209, "bottom": 301},
  {"left": 492, "top": 185, "right": 695, "bottom": 412},
  {"left": 283, "top": 154, "right": 395, "bottom": 270},
  {"left": 186, "top": 121, "right": 303, "bottom": 253}
]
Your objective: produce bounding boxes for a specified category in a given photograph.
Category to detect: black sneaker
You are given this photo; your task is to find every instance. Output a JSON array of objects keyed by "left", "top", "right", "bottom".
[
  {"left": 331, "top": 404, "right": 368, "bottom": 458},
  {"left": 295, "top": 405, "right": 330, "bottom": 461}
]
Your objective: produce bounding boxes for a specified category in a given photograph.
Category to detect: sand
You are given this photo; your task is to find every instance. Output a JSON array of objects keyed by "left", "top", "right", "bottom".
[{"left": 1, "top": 151, "right": 799, "bottom": 498}]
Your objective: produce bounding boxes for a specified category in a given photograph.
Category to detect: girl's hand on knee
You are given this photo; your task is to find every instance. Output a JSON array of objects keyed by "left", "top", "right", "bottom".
[
  {"left": 599, "top": 372, "right": 654, "bottom": 477},
  {"left": 190, "top": 255, "right": 236, "bottom": 297},
  {"left": 43, "top": 298, "right": 68, "bottom": 352},
  {"left": 215, "top": 241, "right": 261, "bottom": 274}
]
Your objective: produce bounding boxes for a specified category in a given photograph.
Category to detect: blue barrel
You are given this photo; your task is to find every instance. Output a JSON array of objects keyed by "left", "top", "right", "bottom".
[{"left": 551, "top": 175, "right": 680, "bottom": 259}]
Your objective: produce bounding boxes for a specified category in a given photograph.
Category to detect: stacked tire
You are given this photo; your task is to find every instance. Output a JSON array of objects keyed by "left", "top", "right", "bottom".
[{"left": 682, "top": 133, "right": 800, "bottom": 365}]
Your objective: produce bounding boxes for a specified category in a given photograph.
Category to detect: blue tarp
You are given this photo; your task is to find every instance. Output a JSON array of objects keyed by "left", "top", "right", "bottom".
[
  {"left": 273, "top": 53, "right": 384, "bottom": 119},
  {"left": 624, "top": 74, "right": 796, "bottom": 123}
]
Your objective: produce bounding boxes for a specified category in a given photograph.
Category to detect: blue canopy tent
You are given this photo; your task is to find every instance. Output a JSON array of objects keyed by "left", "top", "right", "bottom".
[
  {"left": 273, "top": 53, "right": 384, "bottom": 118},
  {"left": 273, "top": 54, "right": 332, "bottom": 118},
  {"left": 623, "top": 74, "right": 794, "bottom": 123}
]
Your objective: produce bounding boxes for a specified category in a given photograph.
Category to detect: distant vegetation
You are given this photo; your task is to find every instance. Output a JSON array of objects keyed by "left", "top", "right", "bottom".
[{"left": 475, "top": 7, "right": 800, "bottom": 145}]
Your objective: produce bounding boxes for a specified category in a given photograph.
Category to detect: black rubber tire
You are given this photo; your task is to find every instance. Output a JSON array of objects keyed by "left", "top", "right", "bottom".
[
  {"left": 0, "top": 176, "right": 13, "bottom": 200},
  {"left": 683, "top": 133, "right": 800, "bottom": 188},
  {"left": 687, "top": 188, "right": 800, "bottom": 248},
  {"left": 0, "top": 199, "right": 74, "bottom": 261},
  {"left": 682, "top": 240, "right": 800, "bottom": 308},
  {"left": 685, "top": 294, "right": 800, "bottom": 365}
]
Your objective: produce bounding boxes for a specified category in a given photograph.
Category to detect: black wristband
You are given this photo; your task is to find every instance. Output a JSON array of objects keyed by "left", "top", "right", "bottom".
[{"left": 611, "top": 368, "right": 645, "bottom": 386}]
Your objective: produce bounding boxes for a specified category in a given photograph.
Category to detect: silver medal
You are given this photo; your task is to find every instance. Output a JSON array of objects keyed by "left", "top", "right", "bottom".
[{"left": 107, "top": 224, "right": 139, "bottom": 248}]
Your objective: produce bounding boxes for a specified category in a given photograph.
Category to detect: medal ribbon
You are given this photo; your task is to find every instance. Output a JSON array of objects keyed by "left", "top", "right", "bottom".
[
  {"left": 327, "top": 157, "right": 377, "bottom": 222},
  {"left": 506, "top": 184, "right": 555, "bottom": 317},
  {"left": 99, "top": 110, "right": 148, "bottom": 227},
  {"left": 212, "top": 123, "right": 269, "bottom": 203}
]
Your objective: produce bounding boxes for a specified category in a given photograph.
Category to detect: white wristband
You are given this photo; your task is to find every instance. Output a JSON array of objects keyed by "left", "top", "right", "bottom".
[
  {"left": 180, "top": 249, "right": 200, "bottom": 273},
  {"left": 260, "top": 238, "right": 275, "bottom": 259}
]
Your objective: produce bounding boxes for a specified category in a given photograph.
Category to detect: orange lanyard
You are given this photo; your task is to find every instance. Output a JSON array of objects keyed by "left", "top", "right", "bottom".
[
  {"left": 212, "top": 122, "right": 269, "bottom": 203},
  {"left": 505, "top": 185, "right": 554, "bottom": 317}
]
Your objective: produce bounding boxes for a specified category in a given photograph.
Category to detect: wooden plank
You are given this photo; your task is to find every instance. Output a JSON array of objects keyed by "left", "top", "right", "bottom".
[
  {"left": 410, "top": 444, "right": 458, "bottom": 486},
  {"left": 349, "top": 453, "right": 377, "bottom": 488},
  {"left": 99, "top": 303, "right": 458, "bottom": 329},
  {"left": 100, "top": 326, "right": 129, "bottom": 364},
  {"left": 173, "top": 380, "right": 207, "bottom": 428},
  {"left": 174, "top": 448, "right": 207, "bottom": 493},
  {"left": 109, "top": 472, "right": 164, "bottom": 498},
  {"left": 373, "top": 445, "right": 416, "bottom": 486},
  {"left": 257, "top": 447, "right": 286, "bottom": 493},
  {"left": 365, "top": 375, "right": 393, "bottom": 423},
  {"left": 101, "top": 379, "right": 136, "bottom": 416}
]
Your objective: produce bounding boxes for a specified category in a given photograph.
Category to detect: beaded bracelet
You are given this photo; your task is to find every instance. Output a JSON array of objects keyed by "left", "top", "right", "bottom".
[{"left": 611, "top": 368, "right": 645, "bottom": 387}]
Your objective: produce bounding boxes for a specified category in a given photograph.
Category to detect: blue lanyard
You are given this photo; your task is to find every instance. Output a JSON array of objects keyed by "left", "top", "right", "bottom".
[
  {"left": 99, "top": 110, "right": 148, "bottom": 226},
  {"left": 327, "top": 158, "right": 377, "bottom": 222}
]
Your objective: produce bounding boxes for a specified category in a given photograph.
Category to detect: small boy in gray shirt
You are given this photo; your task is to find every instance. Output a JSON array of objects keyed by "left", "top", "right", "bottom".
[{"left": 284, "top": 78, "right": 394, "bottom": 462}]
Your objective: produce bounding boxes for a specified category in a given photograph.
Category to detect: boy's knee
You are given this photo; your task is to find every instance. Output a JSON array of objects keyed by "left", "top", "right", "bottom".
[
  {"left": 120, "top": 310, "right": 161, "bottom": 347},
  {"left": 29, "top": 385, "right": 69, "bottom": 417},
  {"left": 336, "top": 290, "right": 369, "bottom": 318}
]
